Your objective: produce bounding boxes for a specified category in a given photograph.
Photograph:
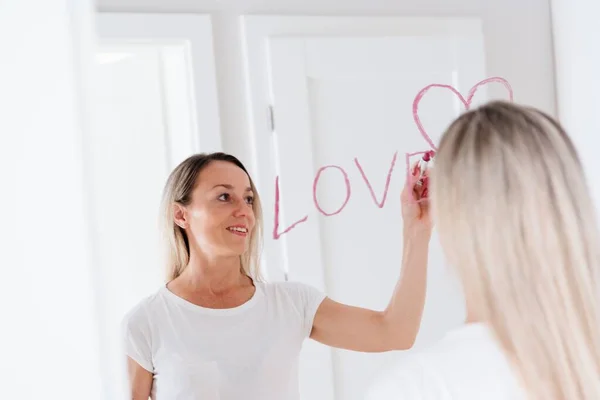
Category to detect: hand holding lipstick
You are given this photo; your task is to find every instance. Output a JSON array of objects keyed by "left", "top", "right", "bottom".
[
  {"left": 415, "top": 151, "right": 434, "bottom": 190},
  {"left": 401, "top": 153, "right": 433, "bottom": 235}
]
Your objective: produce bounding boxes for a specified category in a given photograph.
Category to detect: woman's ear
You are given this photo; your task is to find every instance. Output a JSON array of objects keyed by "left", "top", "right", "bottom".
[{"left": 173, "top": 203, "right": 188, "bottom": 229}]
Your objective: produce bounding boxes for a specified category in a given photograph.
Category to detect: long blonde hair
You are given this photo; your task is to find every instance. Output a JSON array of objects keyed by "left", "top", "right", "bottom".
[
  {"left": 159, "top": 152, "right": 263, "bottom": 282},
  {"left": 431, "top": 101, "right": 600, "bottom": 399}
]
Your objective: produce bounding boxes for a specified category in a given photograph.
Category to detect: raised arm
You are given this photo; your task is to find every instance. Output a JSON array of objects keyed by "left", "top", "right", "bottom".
[
  {"left": 310, "top": 166, "right": 432, "bottom": 352},
  {"left": 127, "top": 357, "right": 153, "bottom": 400}
]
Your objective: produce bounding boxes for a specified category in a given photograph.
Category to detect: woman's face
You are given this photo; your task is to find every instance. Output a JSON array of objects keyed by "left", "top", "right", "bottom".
[{"left": 175, "top": 161, "right": 256, "bottom": 258}]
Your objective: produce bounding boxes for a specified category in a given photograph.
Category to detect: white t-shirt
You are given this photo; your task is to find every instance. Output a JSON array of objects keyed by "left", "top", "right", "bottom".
[
  {"left": 122, "top": 280, "right": 326, "bottom": 400},
  {"left": 365, "top": 323, "right": 525, "bottom": 400}
]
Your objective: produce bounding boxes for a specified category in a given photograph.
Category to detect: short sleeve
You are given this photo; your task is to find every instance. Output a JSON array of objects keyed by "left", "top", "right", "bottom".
[
  {"left": 121, "top": 304, "right": 154, "bottom": 373},
  {"left": 279, "top": 281, "right": 326, "bottom": 338},
  {"left": 295, "top": 282, "right": 327, "bottom": 337}
]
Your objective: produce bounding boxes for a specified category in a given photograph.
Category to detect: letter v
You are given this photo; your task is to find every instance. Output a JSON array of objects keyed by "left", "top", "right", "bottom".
[{"left": 353, "top": 151, "right": 398, "bottom": 208}]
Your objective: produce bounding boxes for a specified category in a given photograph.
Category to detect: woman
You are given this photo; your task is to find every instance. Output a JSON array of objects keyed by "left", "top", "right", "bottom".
[
  {"left": 122, "top": 151, "right": 432, "bottom": 399},
  {"left": 366, "top": 101, "right": 600, "bottom": 400}
]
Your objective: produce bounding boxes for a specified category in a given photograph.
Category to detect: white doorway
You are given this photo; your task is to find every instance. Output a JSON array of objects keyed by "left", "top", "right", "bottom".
[
  {"left": 92, "top": 13, "right": 222, "bottom": 399},
  {"left": 242, "top": 16, "right": 513, "bottom": 400}
]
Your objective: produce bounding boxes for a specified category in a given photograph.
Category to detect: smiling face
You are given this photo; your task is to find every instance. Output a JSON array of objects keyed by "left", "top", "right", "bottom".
[{"left": 173, "top": 160, "right": 256, "bottom": 259}]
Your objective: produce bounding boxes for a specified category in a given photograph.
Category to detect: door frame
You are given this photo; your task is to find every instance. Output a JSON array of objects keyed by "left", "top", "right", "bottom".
[{"left": 96, "top": 13, "right": 222, "bottom": 155}]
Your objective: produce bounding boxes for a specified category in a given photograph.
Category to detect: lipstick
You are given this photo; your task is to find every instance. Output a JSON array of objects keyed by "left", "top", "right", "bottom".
[{"left": 415, "top": 151, "right": 434, "bottom": 186}]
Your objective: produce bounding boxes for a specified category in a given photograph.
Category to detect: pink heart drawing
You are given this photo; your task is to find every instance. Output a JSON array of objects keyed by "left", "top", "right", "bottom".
[{"left": 412, "top": 77, "right": 514, "bottom": 151}]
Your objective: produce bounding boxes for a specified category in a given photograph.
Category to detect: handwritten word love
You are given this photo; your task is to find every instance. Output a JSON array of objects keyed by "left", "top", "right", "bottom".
[
  {"left": 273, "top": 152, "right": 399, "bottom": 240},
  {"left": 273, "top": 76, "right": 514, "bottom": 239}
]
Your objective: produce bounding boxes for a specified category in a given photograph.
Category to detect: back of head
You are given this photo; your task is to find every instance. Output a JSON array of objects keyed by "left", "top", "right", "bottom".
[{"left": 431, "top": 101, "right": 600, "bottom": 399}]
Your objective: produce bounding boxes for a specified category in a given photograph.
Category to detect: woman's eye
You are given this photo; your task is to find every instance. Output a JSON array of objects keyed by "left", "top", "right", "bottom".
[
  {"left": 246, "top": 196, "right": 254, "bottom": 205},
  {"left": 218, "top": 193, "right": 230, "bottom": 201}
]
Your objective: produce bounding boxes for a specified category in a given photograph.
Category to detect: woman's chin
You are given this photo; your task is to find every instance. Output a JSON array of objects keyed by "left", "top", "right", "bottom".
[{"left": 222, "top": 243, "right": 248, "bottom": 257}]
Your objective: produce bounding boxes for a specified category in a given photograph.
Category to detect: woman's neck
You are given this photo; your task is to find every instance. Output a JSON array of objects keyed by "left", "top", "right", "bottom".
[{"left": 180, "top": 252, "right": 248, "bottom": 294}]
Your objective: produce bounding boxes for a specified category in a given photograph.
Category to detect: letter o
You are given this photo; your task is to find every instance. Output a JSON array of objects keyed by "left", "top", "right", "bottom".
[{"left": 312, "top": 165, "right": 351, "bottom": 216}]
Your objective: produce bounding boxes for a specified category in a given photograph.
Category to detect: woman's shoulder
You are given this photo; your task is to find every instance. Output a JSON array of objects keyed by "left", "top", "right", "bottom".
[
  {"left": 366, "top": 323, "right": 520, "bottom": 400},
  {"left": 365, "top": 353, "right": 434, "bottom": 400},
  {"left": 258, "top": 280, "right": 326, "bottom": 337},
  {"left": 258, "top": 280, "right": 325, "bottom": 303},
  {"left": 121, "top": 288, "right": 165, "bottom": 330},
  {"left": 258, "top": 280, "right": 326, "bottom": 319},
  {"left": 365, "top": 327, "right": 471, "bottom": 399}
]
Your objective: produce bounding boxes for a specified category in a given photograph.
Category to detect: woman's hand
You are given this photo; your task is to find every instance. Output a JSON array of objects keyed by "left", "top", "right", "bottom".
[{"left": 401, "top": 162, "right": 433, "bottom": 237}]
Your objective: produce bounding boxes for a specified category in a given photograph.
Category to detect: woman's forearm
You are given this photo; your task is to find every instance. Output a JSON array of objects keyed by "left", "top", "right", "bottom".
[{"left": 382, "top": 229, "right": 431, "bottom": 349}]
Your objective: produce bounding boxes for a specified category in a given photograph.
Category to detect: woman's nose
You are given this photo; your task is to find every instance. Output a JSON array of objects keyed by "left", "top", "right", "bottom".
[{"left": 232, "top": 199, "right": 250, "bottom": 217}]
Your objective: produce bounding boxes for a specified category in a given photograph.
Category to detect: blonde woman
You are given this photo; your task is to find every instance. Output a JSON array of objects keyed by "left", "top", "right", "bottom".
[
  {"left": 366, "top": 101, "right": 600, "bottom": 400},
  {"left": 122, "top": 152, "right": 432, "bottom": 399}
]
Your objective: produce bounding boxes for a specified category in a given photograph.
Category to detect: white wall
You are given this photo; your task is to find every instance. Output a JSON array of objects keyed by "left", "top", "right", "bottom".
[
  {"left": 0, "top": 0, "right": 105, "bottom": 398},
  {"left": 551, "top": 0, "right": 600, "bottom": 207},
  {"left": 98, "top": 0, "right": 557, "bottom": 177}
]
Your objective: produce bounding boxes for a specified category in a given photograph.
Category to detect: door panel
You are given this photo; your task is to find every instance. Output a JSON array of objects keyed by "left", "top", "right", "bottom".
[{"left": 269, "top": 33, "right": 486, "bottom": 400}]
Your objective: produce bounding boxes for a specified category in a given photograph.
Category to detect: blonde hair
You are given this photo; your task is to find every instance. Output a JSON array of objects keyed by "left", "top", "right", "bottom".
[
  {"left": 431, "top": 101, "right": 600, "bottom": 399},
  {"left": 159, "top": 152, "right": 263, "bottom": 282}
]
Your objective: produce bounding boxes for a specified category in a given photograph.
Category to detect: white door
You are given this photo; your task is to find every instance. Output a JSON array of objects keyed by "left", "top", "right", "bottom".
[
  {"left": 243, "top": 16, "right": 514, "bottom": 400},
  {"left": 92, "top": 13, "right": 221, "bottom": 399}
]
